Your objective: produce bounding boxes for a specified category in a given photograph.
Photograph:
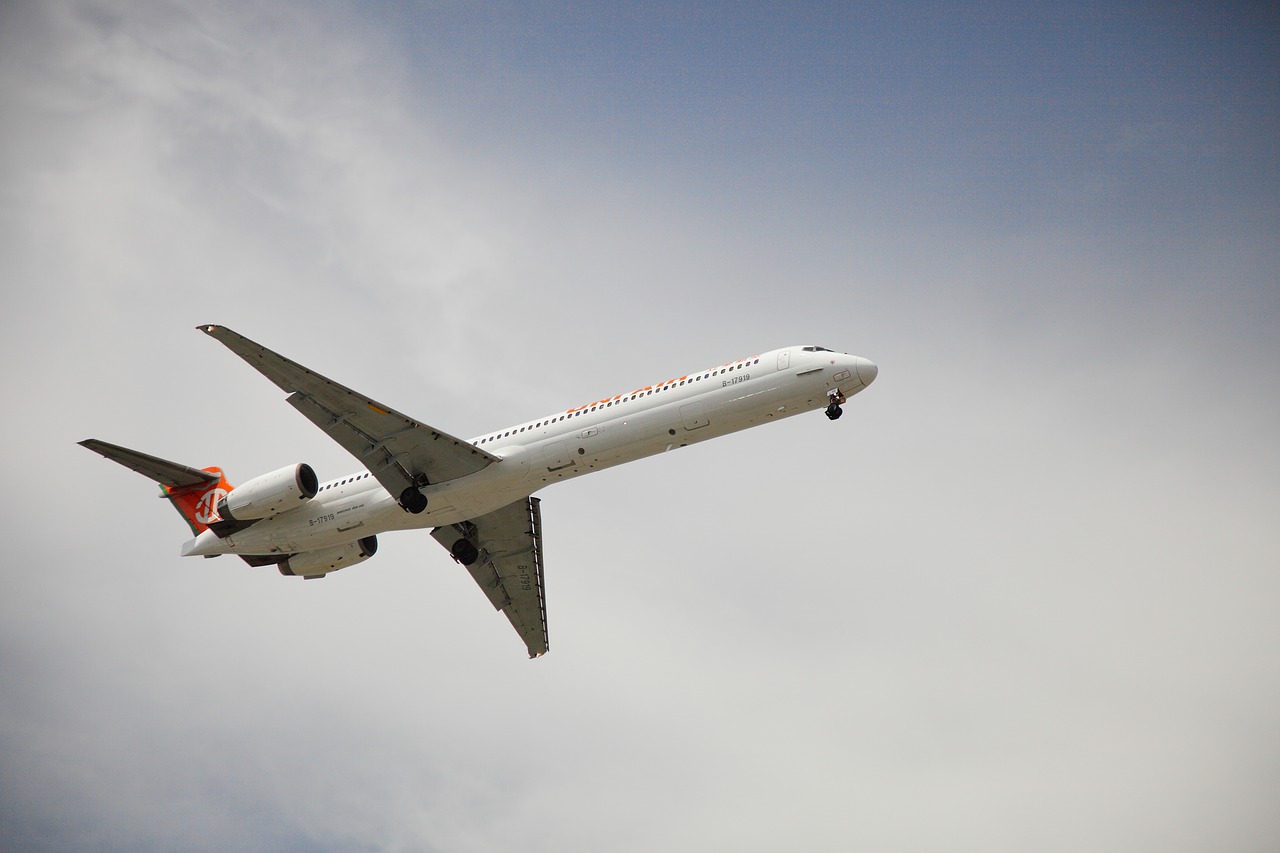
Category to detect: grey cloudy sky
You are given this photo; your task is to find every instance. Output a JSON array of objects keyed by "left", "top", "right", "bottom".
[{"left": 2, "top": 2, "right": 1277, "bottom": 851}]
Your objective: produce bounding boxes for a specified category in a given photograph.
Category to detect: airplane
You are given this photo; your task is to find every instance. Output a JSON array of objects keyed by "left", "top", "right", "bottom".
[{"left": 81, "top": 325, "right": 878, "bottom": 658}]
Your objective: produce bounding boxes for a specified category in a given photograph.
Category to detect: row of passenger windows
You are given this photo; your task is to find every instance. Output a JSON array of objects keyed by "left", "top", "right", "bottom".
[
  {"left": 320, "top": 472, "right": 371, "bottom": 490},
  {"left": 475, "top": 358, "right": 761, "bottom": 444}
]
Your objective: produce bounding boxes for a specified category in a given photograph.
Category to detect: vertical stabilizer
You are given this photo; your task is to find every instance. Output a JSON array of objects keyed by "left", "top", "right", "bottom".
[
  {"left": 78, "top": 439, "right": 235, "bottom": 535},
  {"left": 160, "top": 470, "right": 234, "bottom": 535}
]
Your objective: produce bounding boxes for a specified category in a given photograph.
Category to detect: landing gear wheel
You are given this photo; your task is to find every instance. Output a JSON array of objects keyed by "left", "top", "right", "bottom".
[
  {"left": 451, "top": 538, "right": 479, "bottom": 566},
  {"left": 825, "top": 403, "right": 843, "bottom": 420},
  {"left": 399, "top": 486, "right": 428, "bottom": 514}
]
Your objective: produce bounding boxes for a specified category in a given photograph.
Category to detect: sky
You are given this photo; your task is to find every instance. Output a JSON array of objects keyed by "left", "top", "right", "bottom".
[{"left": 1, "top": 1, "right": 1277, "bottom": 850}]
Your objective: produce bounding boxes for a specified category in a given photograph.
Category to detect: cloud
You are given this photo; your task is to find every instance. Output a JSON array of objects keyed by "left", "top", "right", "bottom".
[{"left": 2, "top": 2, "right": 1278, "bottom": 851}]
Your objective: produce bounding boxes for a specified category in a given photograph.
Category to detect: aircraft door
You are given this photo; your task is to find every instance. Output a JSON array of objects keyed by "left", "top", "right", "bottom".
[
  {"left": 544, "top": 441, "right": 576, "bottom": 472},
  {"left": 777, "top": 350, "right": 790, "bottom": 370},
  {"left": 680, "top": 403, "right": 709, "bottom": 430}
]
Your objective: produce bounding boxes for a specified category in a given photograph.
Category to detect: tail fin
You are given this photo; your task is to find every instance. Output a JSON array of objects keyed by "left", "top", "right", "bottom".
[
  {"left": 160, "top": 470, "right": 234, "bottom": 535},
  {"left": 79, "top": 439, "right": 234, "bottom": 535}
]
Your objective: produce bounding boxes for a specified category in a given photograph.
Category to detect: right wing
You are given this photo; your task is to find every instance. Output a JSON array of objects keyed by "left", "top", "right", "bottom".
[
  {"left": 199, "top": 325, "right": 499, "bottom": 500},
  {"left": 432, "top": 497, "right": 549, "bottom": 658}
]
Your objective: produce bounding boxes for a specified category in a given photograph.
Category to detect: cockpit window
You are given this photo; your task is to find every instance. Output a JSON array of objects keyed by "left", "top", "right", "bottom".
[{"left": 802, "top": 346, "right": 834, "bottom": 352}]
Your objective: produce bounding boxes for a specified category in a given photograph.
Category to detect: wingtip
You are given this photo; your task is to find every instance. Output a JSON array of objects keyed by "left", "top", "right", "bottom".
[{"left": 196, "top": 323, "right": 221, "bottom": 334}]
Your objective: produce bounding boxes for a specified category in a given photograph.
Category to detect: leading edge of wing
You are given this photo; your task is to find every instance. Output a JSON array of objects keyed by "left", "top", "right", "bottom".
[{"left": 197, "top": 325, "right": 500, "bottom": 487}]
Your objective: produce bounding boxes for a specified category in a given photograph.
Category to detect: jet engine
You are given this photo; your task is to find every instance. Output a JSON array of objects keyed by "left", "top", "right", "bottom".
[
  {"left": 216, "top": 463, "right": 318, "bottom": 522},
  {"left": 278, "top": 536, "right": 378, "bottom": 579}
]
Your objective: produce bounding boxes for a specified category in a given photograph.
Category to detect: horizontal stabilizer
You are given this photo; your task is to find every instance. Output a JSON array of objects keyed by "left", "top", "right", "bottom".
[{"left": 79, "top": 439, "right": 218, "bottom": 489}]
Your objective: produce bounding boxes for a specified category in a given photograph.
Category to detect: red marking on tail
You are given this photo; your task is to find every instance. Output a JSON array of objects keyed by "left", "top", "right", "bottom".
[{"left": 162, "top": 468, "right": 233, "bottom": 535}]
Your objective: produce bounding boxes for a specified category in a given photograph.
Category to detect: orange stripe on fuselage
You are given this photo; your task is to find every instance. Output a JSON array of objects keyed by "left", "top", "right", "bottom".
[{"left": 562, "top": 356, "right": 759, "bottom": 414}]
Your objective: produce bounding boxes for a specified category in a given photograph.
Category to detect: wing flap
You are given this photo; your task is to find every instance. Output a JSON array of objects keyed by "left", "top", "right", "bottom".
[
  {"left": 199, "top": 324, "right": 498, "bottom": 493},
  {"left": 432, "top": 497, "right": 549, "bottom": 658}
]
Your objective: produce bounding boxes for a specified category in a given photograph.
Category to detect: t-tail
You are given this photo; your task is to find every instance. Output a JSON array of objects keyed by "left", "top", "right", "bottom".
[{"left": 78, "top": 439, "right": 234, "bottom": 536}]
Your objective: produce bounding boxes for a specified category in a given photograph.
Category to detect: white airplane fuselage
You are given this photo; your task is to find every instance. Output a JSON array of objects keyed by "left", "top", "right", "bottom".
[{"left": 183, "top": 345, "right": 877, "bottom": 559}]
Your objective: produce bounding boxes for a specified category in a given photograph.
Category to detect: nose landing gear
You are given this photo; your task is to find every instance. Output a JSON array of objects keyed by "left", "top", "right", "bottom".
[{"left": 825, "top": 388, "right": 846, "bottom": 421}]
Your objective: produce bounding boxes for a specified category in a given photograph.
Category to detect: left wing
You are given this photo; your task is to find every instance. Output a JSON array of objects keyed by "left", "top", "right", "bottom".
[
  {"left": 432, "top": 498, "right": 549, "bottom": 658},
  {"left": 200, "top": 325, "right": 499, "bottom": 505}
]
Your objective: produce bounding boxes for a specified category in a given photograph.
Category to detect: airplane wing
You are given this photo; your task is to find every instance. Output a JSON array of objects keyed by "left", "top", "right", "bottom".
[
  {"left": 431, "top": 497, "right": 549, "bottom": 658},
  {"left": 199, "top": 325, "right": 499, "bottom": 501}
]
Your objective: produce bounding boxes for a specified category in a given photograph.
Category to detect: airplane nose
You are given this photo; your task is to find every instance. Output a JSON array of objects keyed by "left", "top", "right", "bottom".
[{"left": 855, "top": 357, "right": 878, "bottom": 387}]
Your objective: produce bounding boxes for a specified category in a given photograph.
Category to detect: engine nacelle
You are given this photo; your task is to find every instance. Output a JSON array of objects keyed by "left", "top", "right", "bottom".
[
  {"left": 279, "top": 536, "right": 378, "bottom": 579},
  {"left": 216, "top": 463, "right": 318, "bottom": 522}
]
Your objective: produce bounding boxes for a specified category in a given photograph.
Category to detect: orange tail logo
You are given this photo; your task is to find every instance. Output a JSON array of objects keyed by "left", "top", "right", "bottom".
[{"left": 162, "top": 468, "right": 233, "bottom": 535}]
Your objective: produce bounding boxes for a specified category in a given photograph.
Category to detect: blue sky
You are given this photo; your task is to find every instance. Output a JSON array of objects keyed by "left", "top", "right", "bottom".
[
  {"left": 378, "top": 2, "right": 1277, "bottom": 228},
  {"left": 1, "top": 2, "right": 1277, "bottom": 851}
]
